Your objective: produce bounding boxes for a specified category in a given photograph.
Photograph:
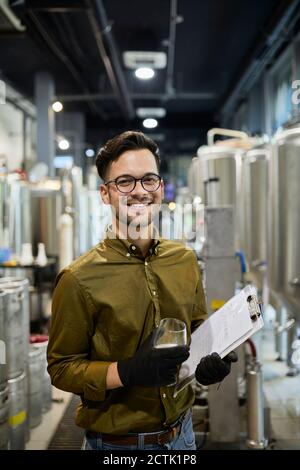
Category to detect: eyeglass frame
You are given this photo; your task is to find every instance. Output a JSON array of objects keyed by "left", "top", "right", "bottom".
[{"left": 104, "top": 172, "right": 163, "bottom": 194}]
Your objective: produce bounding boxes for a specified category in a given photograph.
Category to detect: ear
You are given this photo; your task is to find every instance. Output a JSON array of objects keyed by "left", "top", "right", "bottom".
[{"left": 100, "top": 184, "right": 110, "bottom": 205}]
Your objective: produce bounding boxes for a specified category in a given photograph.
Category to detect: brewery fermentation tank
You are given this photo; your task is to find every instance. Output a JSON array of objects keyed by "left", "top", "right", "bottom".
[
  {"left": 197, "top": 144, "right": 244, "bottom": 249},
  {"left": 0, "top": 177, "right": 32, "bottom": 258},
  {"left": 30, "top": 180, "right": 62, "bottom": 257},
  {"left": 187, "top": 157, "right": 205, "bottom": 201},
  {"left": 240, "top": 147, "right": 269, "bottom": 289},
  {"left": 268, "top": 126, "right": 300, "bottom": 317},
  {"left": 197, "top": 145, "right": 240, "bottom": 206}
]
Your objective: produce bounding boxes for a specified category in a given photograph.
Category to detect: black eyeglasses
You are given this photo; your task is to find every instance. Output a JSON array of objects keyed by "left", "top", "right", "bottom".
[{"left": 105, "top": 173, "right": 162, "bottom": 194}]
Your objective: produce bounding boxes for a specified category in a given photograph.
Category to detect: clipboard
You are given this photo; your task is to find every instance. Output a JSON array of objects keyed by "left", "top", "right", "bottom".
[{"left": 173, "top": 284, "right": 264, "bottom": 397}]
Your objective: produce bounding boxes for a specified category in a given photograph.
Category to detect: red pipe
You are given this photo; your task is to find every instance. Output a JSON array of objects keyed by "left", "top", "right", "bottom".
[{"left": 246, "top": 338, "right": 257, "bottom": 359}]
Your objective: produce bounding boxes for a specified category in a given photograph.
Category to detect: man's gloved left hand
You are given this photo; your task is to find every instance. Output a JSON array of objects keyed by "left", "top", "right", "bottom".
[{"left": 195, "top": 351, "right": 238, "bottom": 386}]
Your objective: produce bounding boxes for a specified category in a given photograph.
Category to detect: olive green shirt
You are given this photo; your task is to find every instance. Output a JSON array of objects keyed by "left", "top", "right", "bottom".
[{"left": 47, "top": 234, "right": 207, "bottom": 434}]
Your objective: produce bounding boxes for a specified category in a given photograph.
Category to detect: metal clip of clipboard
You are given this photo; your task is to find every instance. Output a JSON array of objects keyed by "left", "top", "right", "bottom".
[{"left": 246, "top": 294, "right": 262, "bottom": 322}]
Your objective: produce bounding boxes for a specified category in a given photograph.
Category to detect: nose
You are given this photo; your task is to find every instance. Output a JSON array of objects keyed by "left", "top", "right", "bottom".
[{"left": 130, "top": 178, "right": 147, "bottom": 196}]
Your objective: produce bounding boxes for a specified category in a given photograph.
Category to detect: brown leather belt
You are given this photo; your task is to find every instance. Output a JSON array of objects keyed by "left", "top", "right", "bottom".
[{"left": 100, "top": 422, "right": 181, "bottom": 446}]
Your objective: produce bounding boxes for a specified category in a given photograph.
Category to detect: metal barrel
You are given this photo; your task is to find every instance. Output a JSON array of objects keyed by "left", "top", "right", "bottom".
[
  {"left": 0, "top": 277, "right": 30, "bottom": 358},
  {"left": 0, "top": 284, "right": 25, "bottom": 379},
  {"left": 0, "top": 290, "right": 8, "bottom": 390},
  {"left": 0, "top": 386, "right": 10, "bottom": 450},
  {"left": 28, "top": 347, "right": 43, "bottom": 428},
  {"left": 32, "top": 340, "right": 52, "bottom": 412},
  {"left": 8, "top": 372, "right": 26, "bottom": 450}
]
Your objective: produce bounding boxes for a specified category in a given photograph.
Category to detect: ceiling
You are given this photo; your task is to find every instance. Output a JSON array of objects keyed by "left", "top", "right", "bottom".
[{"left": 0, "top": 0, "right": 298, "bottom": 157}]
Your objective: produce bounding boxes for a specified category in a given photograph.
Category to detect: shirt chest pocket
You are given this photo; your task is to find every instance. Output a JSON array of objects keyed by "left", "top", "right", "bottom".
[{"left": 92, "top": 295, "right": 155, "bottom": 360}]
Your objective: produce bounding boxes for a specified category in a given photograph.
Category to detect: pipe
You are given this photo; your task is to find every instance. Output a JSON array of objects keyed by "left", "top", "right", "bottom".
[
  {"left": 10, "top": 0, "right": 87, "bottom": 12},
  {"left": 246, "top": 338, "right": 257, "bottom": 359},
  {"left": 28, "top": 11, "right": 99, "bottom": 115},
  {"left": 0, "top": 0, "right": 25, "bottom": 31},
  {"left": 56, "top": 91, "right": 216, "bottom": 102},
  {"left": 246, "top": 360, "right": 267, "bottom": 449},
  {"left": 85, "top": 0, "right": 134, "bottom": 121},
  {"left": 207, "top": 128, "right": 249, "bottom": 146},
  {"left": 165, "top": 0, "right": 177, "bottom": 96}
]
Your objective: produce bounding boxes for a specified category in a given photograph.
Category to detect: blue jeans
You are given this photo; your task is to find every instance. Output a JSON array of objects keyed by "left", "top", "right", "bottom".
[{"left": 82, "top": 410, "right": 196, "bottom": 451}]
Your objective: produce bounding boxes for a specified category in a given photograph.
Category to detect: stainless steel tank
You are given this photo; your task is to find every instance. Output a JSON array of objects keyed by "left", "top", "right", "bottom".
[
  {"left": 197, "top": 144, "right": 244, "bottom": 249},
  {"left": 269, "top": 126, "right": 300, "bottom": 316},
  {"left": 0, "top": 176, "right": 9, "bottom": 248},
  {"left": 0, "top": 177, "right": 32, "bottom": 258},
  {"left": 197, "top": 145, "right": 240, "bottom": 206},
  {"left": 187, "top": 157, "right": 205, "bottom": 201},
  {"left": 30, "top": 179, "right": 62, "bottom": 257},
  {"left": 240, "top": 147, "right": 269, "bottom": 289},
  {"left": 9, "top": 181, "right": 32, "bottom": 258}
]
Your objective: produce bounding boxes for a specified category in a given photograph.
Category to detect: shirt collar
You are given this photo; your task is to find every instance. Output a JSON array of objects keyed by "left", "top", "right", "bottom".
[{"left": 104, "top": 226, "right": 161, "bottom": 258}]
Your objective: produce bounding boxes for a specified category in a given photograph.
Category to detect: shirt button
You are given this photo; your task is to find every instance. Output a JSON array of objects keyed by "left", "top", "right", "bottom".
[
  {"left": 145, "top": 261, "right": 148, "bottom": 266},
  {"left": 153, "top": 291, "right": 156, "bottom": 295},
  {"left": 162, "top": 393, "right": 167, "bottom": 398},
  {"left": 126, "top": 253, "right": 131, "bottom": 257},
  {"left": 131, "top": 245, "right": 136, "bottom": 250}
]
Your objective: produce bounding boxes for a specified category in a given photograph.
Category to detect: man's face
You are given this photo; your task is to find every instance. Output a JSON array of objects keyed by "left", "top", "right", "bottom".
[{"left": 100, "top": 148, "right": 164, "bottom": 231}]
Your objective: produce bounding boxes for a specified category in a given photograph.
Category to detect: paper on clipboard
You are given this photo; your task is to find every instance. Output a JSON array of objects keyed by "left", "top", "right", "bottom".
[{"left": 174, "top": 285, "right": 264, "bottom": 397}]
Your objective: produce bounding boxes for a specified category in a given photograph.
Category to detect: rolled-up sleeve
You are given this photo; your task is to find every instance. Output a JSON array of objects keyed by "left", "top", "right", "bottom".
[{"left": 47, "top": 270, "right": 111, "bottom": 402}]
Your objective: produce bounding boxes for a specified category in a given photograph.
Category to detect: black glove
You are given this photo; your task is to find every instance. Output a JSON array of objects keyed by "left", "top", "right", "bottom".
[
  {"left": 195, "top": 351, "right": 238, "bottom": 386},
  {"left": 117, "top": 330, "right": 190, "bottom": 387}
]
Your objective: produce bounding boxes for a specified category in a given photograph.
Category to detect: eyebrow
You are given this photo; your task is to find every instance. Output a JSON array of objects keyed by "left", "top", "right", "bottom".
[{"left": 115, "top": 172, "right": 159, "bottom": 179}]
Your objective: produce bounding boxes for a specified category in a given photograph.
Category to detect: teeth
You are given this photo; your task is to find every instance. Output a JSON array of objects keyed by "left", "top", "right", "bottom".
[{"left": 128, "top": 203, "right": 150, "bottom": 207}]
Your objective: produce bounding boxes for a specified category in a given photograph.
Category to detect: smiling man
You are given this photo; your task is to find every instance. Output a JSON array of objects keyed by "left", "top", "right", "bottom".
[
  {"left": 47, "top": 131, "right": 236, "bottom": 451},
  {"left": 99, "top": 137, "right": 163, "bottom": 248}
]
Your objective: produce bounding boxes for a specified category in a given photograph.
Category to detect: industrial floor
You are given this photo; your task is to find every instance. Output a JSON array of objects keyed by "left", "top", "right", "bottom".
[
  {"left": 262, "top": 329, "right": 300, "bottom": 450},
  {"left": 25, "top": 319, "right": 300, "bottom": 450}
]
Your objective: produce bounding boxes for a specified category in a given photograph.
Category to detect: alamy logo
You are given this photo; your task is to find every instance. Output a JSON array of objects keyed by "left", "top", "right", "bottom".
[
  {"left": 292, "top": 80, "right": 300, "bottom": 105},
  {"left": 0, "top": 340, "right": 5, "bottom": 364},
  {"left": 0, "top": 79, "right": 6, "bottom": 104}
]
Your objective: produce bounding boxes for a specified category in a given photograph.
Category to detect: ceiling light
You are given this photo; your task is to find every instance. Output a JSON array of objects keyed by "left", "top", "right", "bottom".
[
  {"left": 137, "top": 107, "right": 166, "bottom": 118},
  {"left": 123, "top": 51, "right": 167, "bottom": 69},
  {"left": 85, "top": 149, "right": 95, "bottom": 158},
  {"left": 52, "top": 101, "right": 63, "bottom": 112},
  {"left": 143, "top": 118, "right": 158, "bottom": 129},
  {"left": 58, "top": 139, "right": 70, "bottom": 150},
  {"left": 135, "top": 67, "right": 155, "bottom": 80}
]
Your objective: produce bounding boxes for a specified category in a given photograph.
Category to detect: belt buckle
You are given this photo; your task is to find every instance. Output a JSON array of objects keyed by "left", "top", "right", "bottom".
[{"left": 157, "top": 426, "right": 177, "bottom": 445}]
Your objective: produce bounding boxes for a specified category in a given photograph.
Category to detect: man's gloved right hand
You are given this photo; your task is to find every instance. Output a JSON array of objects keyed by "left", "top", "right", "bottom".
[{"left": 117, "top": 330, "right": 189, "bottom": 387}]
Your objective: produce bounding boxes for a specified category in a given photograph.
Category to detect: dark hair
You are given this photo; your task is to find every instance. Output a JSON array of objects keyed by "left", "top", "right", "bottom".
[{"left": 95, "top": 130, "right": 160, "bottom": 180}]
